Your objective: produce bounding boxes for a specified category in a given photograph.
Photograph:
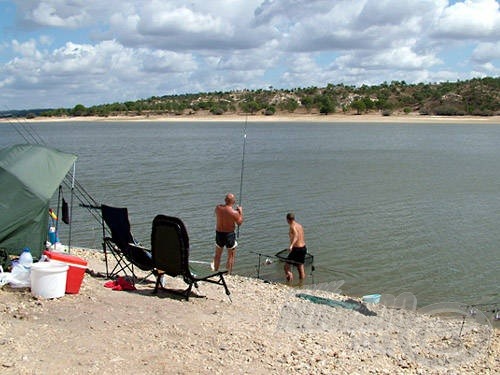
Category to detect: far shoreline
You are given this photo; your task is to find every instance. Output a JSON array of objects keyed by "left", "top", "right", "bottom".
[{"left": 1, "top": 112, "right": 499, "bottom": 124}]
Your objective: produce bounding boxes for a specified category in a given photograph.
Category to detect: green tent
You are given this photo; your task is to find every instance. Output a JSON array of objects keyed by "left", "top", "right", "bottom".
[{"left": 0, "top": 144, "right": 77, "bottom": 259}]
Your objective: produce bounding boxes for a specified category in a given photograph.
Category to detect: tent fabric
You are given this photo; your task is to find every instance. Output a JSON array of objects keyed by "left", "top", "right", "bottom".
[{"left": 0, "top": 144, "right": 77, "bottom": 259}]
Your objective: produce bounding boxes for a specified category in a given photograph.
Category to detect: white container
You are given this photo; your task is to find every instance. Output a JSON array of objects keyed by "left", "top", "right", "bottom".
[
  {"left": 362, "top": 294, "right": 381, "bottom": 304},
  {"left": 30, "top": 262, "right": 68, "bottom": 299},
  {"left": 19, "top": 248, "right": 33, "bottom": 269}
]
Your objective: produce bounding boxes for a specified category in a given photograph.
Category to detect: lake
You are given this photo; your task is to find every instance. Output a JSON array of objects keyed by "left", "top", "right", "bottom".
[{"left": 1, "top": 119, "right": 499, "bottom": 309}]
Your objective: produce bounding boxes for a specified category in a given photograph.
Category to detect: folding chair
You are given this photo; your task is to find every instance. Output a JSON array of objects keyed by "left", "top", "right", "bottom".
[
  {"left": 151, "top": 214, "right": 231, "bottom": 301},
  {"left": 101, "top": 204, "right": 154, "bottom": 281}
]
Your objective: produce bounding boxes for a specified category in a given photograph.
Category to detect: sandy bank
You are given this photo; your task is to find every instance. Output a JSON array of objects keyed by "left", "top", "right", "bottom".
[
  {"left": 2, "top": 113, "right": 499, "bottom": 124},
  {"left": 0, "top": 248, "right": 497, "bottom": 374}
]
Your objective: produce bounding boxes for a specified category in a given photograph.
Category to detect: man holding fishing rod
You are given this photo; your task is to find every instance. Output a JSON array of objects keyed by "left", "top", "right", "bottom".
[{"left": 212, "top": 193, "right": 244, "bottom": 274}]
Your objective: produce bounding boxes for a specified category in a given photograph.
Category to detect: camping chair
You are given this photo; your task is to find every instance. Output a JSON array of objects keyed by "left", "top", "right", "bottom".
[
  {"left": 151, "top": 214, "right": 231, "bottom": 302},
  {"left": 101, "top": 204, "right": 154, "bottom": 282}
]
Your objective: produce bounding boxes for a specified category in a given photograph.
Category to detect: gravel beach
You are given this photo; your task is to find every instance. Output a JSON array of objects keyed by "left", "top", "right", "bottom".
[{"left": 0, "top": 248, "right": 498, "bottom": 374}]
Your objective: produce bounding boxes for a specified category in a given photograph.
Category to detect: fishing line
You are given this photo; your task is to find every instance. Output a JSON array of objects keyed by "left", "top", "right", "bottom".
[
  {"left": 4, "top": 115, "right": 34, "bottom": 144},
  {"left": 2, "top": 107, "right": 46, "bottom": 145},
  {"left": 237, "top": 114, "right": 248, "bottom": 238},
  {"left": 3, "top": 110, "right": 102, "bottom": 230},
  {"left": 5, "top": 111, "right": 98, "bottom": 208}
]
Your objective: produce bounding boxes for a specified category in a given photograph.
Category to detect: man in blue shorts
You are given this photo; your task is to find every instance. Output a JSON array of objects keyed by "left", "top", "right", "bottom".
[{"left": 212, "top": 193, "right": 244, "bottom": 274}]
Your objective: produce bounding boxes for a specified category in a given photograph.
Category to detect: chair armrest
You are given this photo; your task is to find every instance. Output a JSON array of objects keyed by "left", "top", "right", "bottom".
[{"left": 128, "top": 243, "right": 150, "bottom": 251}]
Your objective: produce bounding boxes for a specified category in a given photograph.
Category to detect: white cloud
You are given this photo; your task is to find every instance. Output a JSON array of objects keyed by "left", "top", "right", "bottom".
[
  {"left": 1, "top": 38, "right": 202, "bottom": 106},
  {"left": 354, "top": 46, "right": 442, "bottom": 70},
  {"left": 21, "top": 0, "right": 90, "bottom": 28},
  {"left": 11, "top": 39, "right": 42, "bottom": 58},
  {"left": 1, "top": 0, "right": 499, "bottom": 109},
  {"left": 471, "top": 41, "right": 500, "bottom": 62},
  {"left": 281, "top": 53, "right": 326, "bottom": 88},
  {"left": 434, "top": 0, "right": 500, "bottom": 39},
  {"left": 37, "top": 35, "right": 52, "bottom": 48},
  {"left": 140, "top": 5, "right": 231, "bottom": 35},
  {"left": 474, "top": 62, "right": 500, "bottom": 75},
  {"left": 141, "top": 49, "right": 197, "bottom": 73}
]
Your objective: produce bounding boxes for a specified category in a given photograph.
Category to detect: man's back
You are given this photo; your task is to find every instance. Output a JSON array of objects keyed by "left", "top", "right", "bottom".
[
  {"left": 215, "top": 204, "right": 238, "bottom": 232},
  {"left": 213, "top": 193, "right": 244, "bottom": 274},
  {"left": 289, "top": 221, "right": 306, "bottom": 247}
]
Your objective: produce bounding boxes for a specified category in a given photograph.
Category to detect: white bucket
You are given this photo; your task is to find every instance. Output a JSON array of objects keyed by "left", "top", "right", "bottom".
[{"left": 30, "top": 262, "right": 69, "bottom": 299}]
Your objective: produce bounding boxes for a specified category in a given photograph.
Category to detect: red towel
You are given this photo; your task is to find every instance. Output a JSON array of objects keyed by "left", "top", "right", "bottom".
[{"left": 103, "top": 276, "right": 136, "bottom": 291}]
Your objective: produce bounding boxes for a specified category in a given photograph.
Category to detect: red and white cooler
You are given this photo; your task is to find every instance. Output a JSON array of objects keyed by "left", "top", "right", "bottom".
[{"left": 43, "top": 251, "right": 88, "bottom": 294}]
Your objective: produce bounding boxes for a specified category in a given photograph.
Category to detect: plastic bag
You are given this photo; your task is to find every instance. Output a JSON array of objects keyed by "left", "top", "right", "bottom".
[
  {"left": 8, "top": 261, "right": 31, "bottom": 288},
  {"left": 0, "top": 265, "right": 10, "bottom": 287}
]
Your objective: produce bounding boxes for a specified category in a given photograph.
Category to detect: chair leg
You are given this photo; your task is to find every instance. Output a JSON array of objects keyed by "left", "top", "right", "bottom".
[
  {"left": 103, "top": 241, "right": 137, "bottom": 280},
  {"left": 153, "top": 274, "right": 161, "bottom": 294},
  {"left": 219, "top": 275, "right": 232, "bottom": 302},
  {"left": 184, "top": 283, "right": 194, "bottom": 301}
]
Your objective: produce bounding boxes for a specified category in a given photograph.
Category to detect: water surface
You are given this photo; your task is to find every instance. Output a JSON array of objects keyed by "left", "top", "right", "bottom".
[{"left": 1, "top": 120, "right": 499, "bottom": 307}]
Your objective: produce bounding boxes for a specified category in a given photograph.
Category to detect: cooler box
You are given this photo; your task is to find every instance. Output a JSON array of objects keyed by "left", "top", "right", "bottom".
[{"left": 43, "top": 251, "right": 88, "bottom": 294}]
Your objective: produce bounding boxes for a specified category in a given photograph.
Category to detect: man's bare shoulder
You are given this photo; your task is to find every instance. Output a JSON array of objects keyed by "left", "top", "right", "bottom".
[
  {"left": 294, "top": 222, "right": 304, "bottom": 234},
  {"left": 217, "top": 204, "right": 235, "bottom": 215}
]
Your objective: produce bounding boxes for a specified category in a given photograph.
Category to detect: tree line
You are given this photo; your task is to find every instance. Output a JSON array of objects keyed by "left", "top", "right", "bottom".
[{"left": 3, "top": 77, "right": 499, "bottom": 119}]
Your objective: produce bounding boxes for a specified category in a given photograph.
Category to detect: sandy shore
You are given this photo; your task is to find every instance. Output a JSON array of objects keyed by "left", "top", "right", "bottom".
[
  {"left": 0, "top": 248, "right": 497, "bottom": 374},
  {"left": 1, "top": 113, "right": 499, "bottom": 124}
]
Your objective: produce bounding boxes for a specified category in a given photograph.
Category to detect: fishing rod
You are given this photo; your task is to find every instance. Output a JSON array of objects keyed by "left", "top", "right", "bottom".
[
  {"left": 237, "top": 114, "right": 248, "bottom": 238},
  {"left": 2, "top": 113, "right": 44, "bottom": 145},
  {"left": 5, "top": 114, "right": 102, "bottom": 226},
  {"left": 6, "top": 119, "right": 83, "bottom": 229},
  {"left": 5, "top": 114, "right": 95, "bottom": 203}
]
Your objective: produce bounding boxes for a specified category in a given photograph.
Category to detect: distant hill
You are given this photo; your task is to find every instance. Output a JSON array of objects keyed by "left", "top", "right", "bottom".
[
  {"left": 0, "top": 109, "right": 53, "bottom": 119},
  {"left": 3, "top": 77, "right": 499, "bottom": 119}
]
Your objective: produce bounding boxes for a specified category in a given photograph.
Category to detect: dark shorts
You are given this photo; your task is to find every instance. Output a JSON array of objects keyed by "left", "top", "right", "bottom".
[
  {"left": 287, "top": 246, "right": 307, "bottom": 265},
  {"left": 215, "top": 231, "right": 237, "bottom": 249}
]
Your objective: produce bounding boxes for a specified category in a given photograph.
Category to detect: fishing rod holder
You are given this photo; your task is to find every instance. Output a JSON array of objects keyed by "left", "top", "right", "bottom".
[{"left": 458, "top": 301, "right": 500, "bottom": 336}]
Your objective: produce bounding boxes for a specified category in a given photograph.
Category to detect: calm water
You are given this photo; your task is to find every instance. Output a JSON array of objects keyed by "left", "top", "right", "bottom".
[{"left": 1, "top": 120, "right": 499, "bottom": 307}]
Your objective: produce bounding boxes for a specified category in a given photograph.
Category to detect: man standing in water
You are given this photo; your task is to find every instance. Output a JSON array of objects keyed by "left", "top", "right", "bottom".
[
  {"left": 285, "top": 212, "right": 307, "bottom": 282},
  {"left": 212, "top": 193, "right": 244, "bottom": 274}
]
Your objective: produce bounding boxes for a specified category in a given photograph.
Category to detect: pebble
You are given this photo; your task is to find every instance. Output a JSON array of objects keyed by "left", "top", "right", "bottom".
[{"left": 0, "top": 248, "right": 497, "bottom": 374}]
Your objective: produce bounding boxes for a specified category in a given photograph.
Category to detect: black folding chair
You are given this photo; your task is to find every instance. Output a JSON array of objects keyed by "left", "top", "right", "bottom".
[
  {"left": 151, "top": 214, "right": 231, "bottom": 301},
  {"left": 101, "top": 204, "right": 154, "bottom": 282}
]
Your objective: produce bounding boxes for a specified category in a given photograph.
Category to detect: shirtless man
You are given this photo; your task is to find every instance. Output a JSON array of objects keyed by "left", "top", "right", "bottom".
[
  {"left": 212, "top": 193, "right": 244, "bottom": 274},
  {"left": 285, "top": 212, "right": 307, "bottom": 282}
]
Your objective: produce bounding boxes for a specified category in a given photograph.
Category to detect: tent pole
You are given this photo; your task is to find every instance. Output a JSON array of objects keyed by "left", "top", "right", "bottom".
[
  {"left": 55, "top": 186, "right": 61, "bottom": 236},
  {"left": 68, "top": 162, "right": 76, "bottom": 254}
]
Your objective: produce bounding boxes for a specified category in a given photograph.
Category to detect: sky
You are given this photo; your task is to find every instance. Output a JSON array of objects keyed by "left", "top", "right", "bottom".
[{"left": 0, "top": 0, "right": 499, "bottom": 110}]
